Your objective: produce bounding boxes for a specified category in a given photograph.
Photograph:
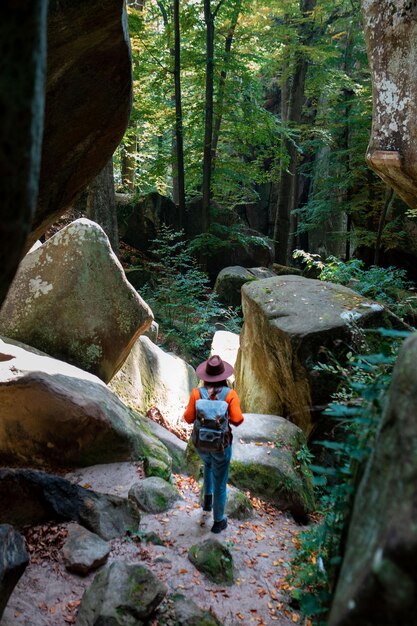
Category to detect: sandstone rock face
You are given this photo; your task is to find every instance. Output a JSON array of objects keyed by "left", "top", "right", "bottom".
[
  {"left": 0, "top": 220, "right": 153, "bottom": 383},
  {"left": 0, "top": 337, "right": 169, "bottom": 468},
  {"left": 210, "top": 330, "right": 240, "bottom": 386},
  {"left": 62, "top": 524, "right": 110, "bottom": 575},
  {"left": 118, "top": 192, "right": 178, "bottom": 252},
  {"left": 0, "top": 2, "right": 47, "bottom": 306},
  {"left": 76, "top": 561, "right": 167, "bottom": 626},
  {"left": 235, "top": 275, "right": 391, "bottom": 433},
  {"left": 185, "top": 413, "right": 314, "bottom": 520},
  {"left": 145, "top": 420, "right": 187, "bottom": 473},
  {"left": 328, "top": 333, "right": 417, "bottom": 626},
  {"left": 362, "top": 0, "right": 417, "bottom": 209},
  {"left": 0, "top": 525, "right": 29, "bottom": 619},
  {"left": 214, "top": 266, "right": 275, "bottom": 307},
  {"left": 110, "top": 336, "right": 197, "bottom": 426},
  {"left": 0, "top": 469, "right": 140, "bottom": 540},
  {"left": 31, "top": 0, "right": 132, "bottom": 246}
]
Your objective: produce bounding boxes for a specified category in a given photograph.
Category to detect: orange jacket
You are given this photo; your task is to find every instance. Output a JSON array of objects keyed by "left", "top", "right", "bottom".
[{"left": 183, "top": 387, "right": 244, "bottom": 427}]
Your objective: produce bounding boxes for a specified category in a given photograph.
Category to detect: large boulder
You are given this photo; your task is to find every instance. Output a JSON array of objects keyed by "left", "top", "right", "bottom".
[
  {"left": 30, "top": 0, "right": 132, "bottom": 247},
  {"left": 0, "top": 337, "right": 170, "bottom": 469},
  {"left": 145, "top": 420, "right": 187, "bottom": 473},
  {"left": 0, "top": 469, "right": 140, "bottom": 540},
  {"left": 0, "top": 2, "right": 47, "bottom": 306},
  {"left": 214, "top": 266, "right": 275, "bottom": 307},
  {"left": 328, "top": 332, "right": 417, "bottom": 626},
  {"left": 76, "top": 561, "right": 167, "bottom": 626},
  {"left": 0, "top": 219, "right": 153, "bottom": 383},
  {"left": 185, "top": 414, "right": 314, "bottom": 520},
  {"left": 362, "top": 0, "right": 417, "bottom": 210},
  {"left": 110, "top": 335, "right": 197, "bottom": 426},
  {"left": 118, "top": 192, "right": 178, "bottom": 251},
  {"left": 235, "top": 275, "right": 396, "bottom": 433},
  {"left": 0, "top": 525, "right": 29, "bottom": 620}
]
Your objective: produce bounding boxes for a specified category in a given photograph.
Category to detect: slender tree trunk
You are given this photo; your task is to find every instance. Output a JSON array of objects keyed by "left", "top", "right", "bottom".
[
  {"left": 173, "top": 0, "right": 186, "bottom": 226},
  {"left": 273, "top": 0, "right": 317, "bottom": 265},
  {"left": 202, "top": 0, "right": 216, "bottom": 233},
  {"left": 121, "top": 123, "right": 137, "bottom": 192},
  {"left": 374, "top": 187, "right": 395, "bottom": 265},
  {"left": 211, "top": 0, "right": 242, "bottom": 167},
  {"left": 86, "top": 158, "right": 119, "bottom": 255}
]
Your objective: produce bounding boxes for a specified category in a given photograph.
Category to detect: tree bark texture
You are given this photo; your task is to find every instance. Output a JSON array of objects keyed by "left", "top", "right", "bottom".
[
  {"left": 362, "top": 0, "right": 417, "bottom": 209},
  {"left": 86, "top": 159, "right": 119, "bottom": 255}
]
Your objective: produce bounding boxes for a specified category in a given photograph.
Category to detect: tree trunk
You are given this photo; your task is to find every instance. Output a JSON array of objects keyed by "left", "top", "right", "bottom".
[
  {"left": 202, "top": 0, "right": 216, "bottom": 233},
  {"left": 273, "top": 0, "right": 317, "bottom": 265},
  {"left": 86, "top": 158, "right": 119, "bottom": 255},
  {"left": 211, "top": 0, "right": 242, "bottom": 167},
  {"left": 374, "top": 187, "right": 395, "bottom": 266},
  {"left": 173, "top": 0, "right": 186, "bottom": 227},
  {"left": 121, "top": 123, "right": 137, "bottom": 192}
]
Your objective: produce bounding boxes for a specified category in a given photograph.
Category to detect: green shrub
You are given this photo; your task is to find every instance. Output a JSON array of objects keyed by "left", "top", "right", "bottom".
[
  {"left": 287, "top": 328, "right": 410, "bottom": 624},
  {"left": 141, "top": 225, "right": 241, "bottom": 365},
  {"left": 293, "top": 250, "right": 416, "bottom": 320}
]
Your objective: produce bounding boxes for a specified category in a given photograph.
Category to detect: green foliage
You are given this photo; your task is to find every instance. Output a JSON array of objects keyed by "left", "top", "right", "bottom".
[
  {"left": 293, "top": 250, "right": 416, "bottom": 320},
  {"left": 141, "top": 225, "right": 241, "bottom": 365},
  {"left": 189, "top": 219, "right": 271, "bottom": 257},
  {"left": 288, "top": 329, "right": 409, "bottom": 624}
]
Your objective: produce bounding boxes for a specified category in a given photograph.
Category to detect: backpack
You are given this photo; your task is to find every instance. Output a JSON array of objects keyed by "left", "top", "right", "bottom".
[{"left": 192, "top": 386, "right": 230, "bottom": 453}]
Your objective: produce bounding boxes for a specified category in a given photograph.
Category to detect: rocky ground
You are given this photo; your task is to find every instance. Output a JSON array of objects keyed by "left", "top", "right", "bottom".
[{"left": 1, "top": 462, "right": 309, "bottom": 626}]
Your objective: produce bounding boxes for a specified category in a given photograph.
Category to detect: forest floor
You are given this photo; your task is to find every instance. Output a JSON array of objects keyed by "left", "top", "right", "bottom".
[{"left": 1, "top": 462, "right": 310, "bottom": 626}]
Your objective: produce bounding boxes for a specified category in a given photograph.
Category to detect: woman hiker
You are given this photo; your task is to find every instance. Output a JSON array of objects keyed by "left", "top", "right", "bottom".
[{"left": 183, "top": 354, "right": 244, "bottom": 534}]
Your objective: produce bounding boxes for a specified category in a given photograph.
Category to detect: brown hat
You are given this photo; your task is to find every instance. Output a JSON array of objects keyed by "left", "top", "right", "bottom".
[{"left": 195, "top": 355, "right": 234, "bottom": 383}]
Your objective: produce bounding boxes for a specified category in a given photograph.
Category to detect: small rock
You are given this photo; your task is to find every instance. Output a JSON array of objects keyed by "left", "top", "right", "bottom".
[
  {"left": 62, "top": 524, "right": 110, "bottom": 575},
  {"left": 76, "top": 561, "right": 167, "bottom": 625},
  {"left": 129, "top": 477, "right": 181, "bottom": 513},
  {"left": 188, "top": 538, "right": 234, "bottom": 585},
  {"left": 171, "top": 594, "right": 223, "bottom": 625},
  {"left": 225, "top": 486, "right": 253, "bottom": 520},
  {"left": 144, "top": 531, "right": 165, "bottom": 546},
  {"left": 144, "top": 457, "right": 172, "bottom": 481}
]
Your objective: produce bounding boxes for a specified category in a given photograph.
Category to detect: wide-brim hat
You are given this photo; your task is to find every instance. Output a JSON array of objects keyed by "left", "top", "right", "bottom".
[{"left": 195, "top": 354, "right": 234, "bottom": 383}]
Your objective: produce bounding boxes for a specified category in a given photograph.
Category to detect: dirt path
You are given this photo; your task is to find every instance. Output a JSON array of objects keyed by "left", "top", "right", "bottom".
[{"left": 1, "top": 462, "right": 304, "bottom": 626}]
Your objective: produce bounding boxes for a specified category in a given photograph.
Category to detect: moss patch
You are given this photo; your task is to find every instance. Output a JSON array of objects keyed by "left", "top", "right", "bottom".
[{"left": 188, "top": 539, "right": 234, "bottom": 585}]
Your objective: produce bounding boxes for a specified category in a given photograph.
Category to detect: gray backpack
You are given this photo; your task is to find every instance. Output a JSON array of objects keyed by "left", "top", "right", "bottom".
[{"left": 192, "top": 386, "right": 230, "bottom": 452}]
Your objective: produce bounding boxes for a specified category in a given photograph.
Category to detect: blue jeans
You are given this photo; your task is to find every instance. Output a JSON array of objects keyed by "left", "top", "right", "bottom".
[{"left": 197, "top": 445, "right": 232, "bottom": 522}]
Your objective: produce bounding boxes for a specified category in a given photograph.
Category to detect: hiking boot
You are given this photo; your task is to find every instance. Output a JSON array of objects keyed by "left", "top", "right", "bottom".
[
  {"left": 211, "top": 518, "right": 227, "bottom": 534},
  {"left": 203, "top": 494, "right": 213, "bottom": 512}
]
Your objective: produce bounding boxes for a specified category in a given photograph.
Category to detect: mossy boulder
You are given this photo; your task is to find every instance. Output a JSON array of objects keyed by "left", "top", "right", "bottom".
[
  {"left": 110, "top": 335, "right": 197, "bottom": 428},
  {"left": 235, "top": 275, "right": 402, "bottom": 433},
  {"left": 0, "top": 219, "right": 153, "bottom": 383},
  {"left": 214, "top": 266, "right": 275, "bottom": 307},
  {"left": 188, "top": 539, "right": 234, "bottom": 585},
  {"left": 76, "top": 561, "right": 167, "bottom": 625},
  {"left": 0, "top": 337, "right": 171, "bottom": 469},
  {"left": 328, "top": 332, "right": 417, "bottom": 626},
  {"left": 225, "top": 486, "right": 253, "bottom": 520},
  {"left": 185, "top": 414, "right": 314, "bottom": 519},
  {"left": 128, "top": 477, "right": 181, "bottom": 513}
]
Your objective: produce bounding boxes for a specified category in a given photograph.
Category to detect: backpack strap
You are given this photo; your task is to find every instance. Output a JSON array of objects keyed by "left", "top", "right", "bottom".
[
  {"left": 198, "top": 386, "right": 229, "bottom": 401},
  {"left": 199, "top": 387, "right": 209, "bottom": 400}
]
